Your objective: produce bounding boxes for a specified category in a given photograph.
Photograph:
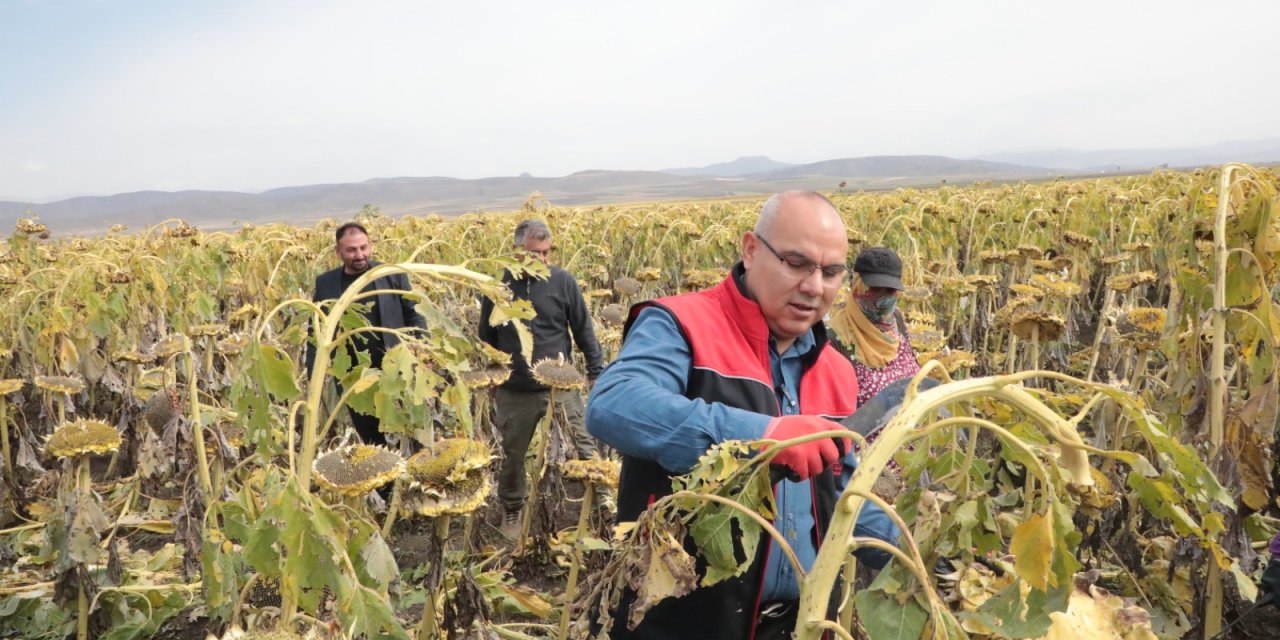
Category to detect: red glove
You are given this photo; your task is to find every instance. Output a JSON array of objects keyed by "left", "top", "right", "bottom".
[{"left": 761, "top": 415, "right": 852, "bottom": 480}]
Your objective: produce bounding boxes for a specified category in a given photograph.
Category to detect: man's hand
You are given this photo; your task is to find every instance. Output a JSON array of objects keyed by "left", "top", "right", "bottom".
[
  {"left": 1261, "top": 557, "right": 1280, "bottom": 605},
  {"left": 762, "top": 415, "right": 852, "bottom": 480}
]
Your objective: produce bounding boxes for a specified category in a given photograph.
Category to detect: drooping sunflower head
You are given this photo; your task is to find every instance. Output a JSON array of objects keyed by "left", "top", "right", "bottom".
[
  {"left": 313, "top": 444, "right": 405, "bottom": 497},
  {"left": 105, "top": 269, "right": 134, "bottom": 284},
  {"left": 964, "top": 274, "right": 1001, "bottom": 290},
  {"left": 1099, "top": 252, "right": 1133, "bottom": 267},
  {"left": 48, "top": 419, "right": 121, "bottom": 458},
  {"left": 460, "top": 365, "right": 512, "bottom": 390},
  {"left": 143, "top": 388, "right": 182, "bottom": 433},
  {"left": 1008, "top": 311, "right": 1066, "bottom": 342},
  {"left": 599, "top": 304, "right": 628, "bottom": 328},
  {"left": 113, "top": 350, "right": 155, "bottom": 365},
  {"left": 1008, "top": 284, "right": 1045, "bottom": 301},
  {"left": 1117, "top": 307, "right": 1166, "bottom": 350},
  {"left": 561, "top": 458, "right": 621, "bottom": 489},
  {"left": 681, "top": 269, "right": 722, "bottom": 290},
  {"left": 1015, "top": 245, "right": 1045, "bottom": 260},
  {"left": 531, "top": 357, "right": 586, "bottom": 390},
  {"left": 152, "top": 334, "right": 191, "bottom": 360},
  {"left": 613, "top": 277, "right": 643, "bottom": 297},
  {"left": 1062, "top": 231, "right": 1095, "bottom": 249},
  {"left": 403, "top": 438, "right": 494, "bottom": 517},
  {"left": 34, "top": 375, "right": 85, "bottom": 395},
  {"left": 216, "top": 334, "right": 250, "bottom": 356},
  {"left": 1030, "top": 275, "right": 1083, "bottom": 299},
  {"left": 635, "top": 268, "right": 662, "bottom": 283},
  {"left": 189, "top": 324, "right": 229, "bottom": 338},
  {"left": 1106, "top": 271, "right": 1157, "bottom": 292},
  {"left": 407, "top": 438, "right": 492, "bottom": 488},
  {"left": 0, "top": 379, "right": 24, "bottom": 395},
  {"left": 15, "top": 218, "right": 47, "bottom": 235},
  {"left": 909, "top": 326, "right": 946, "bottom": 352}
]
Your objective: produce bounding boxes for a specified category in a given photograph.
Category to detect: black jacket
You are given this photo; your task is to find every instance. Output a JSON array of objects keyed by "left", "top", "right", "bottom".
[
  {"left": 305, "top": 261, "right": 426, "bottom": 373},
  {"left": 478, "top": 264, "right": 603, "bottom": 392}
]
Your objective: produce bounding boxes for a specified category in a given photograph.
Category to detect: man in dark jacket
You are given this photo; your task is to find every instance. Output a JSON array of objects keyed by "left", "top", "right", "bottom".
[
  {"left": 307, "top": 222, "right": 426, "bottom": 445},
  {"left": 479, "top": 219, "right": 605, "bottom": 539}
]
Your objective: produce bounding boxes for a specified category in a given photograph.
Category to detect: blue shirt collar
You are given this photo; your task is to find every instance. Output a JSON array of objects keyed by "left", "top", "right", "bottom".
[{"left": 769, "top": 329, "right": 817, "bottom": 360}]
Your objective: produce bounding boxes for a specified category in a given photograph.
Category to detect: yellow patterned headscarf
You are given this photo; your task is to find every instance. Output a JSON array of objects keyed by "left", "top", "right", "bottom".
[{"left": 828, "top": 275, "right": 899, "bottom": 369}]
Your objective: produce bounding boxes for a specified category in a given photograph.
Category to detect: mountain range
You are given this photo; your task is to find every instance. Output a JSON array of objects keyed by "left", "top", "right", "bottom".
[{"left": 4, "top": 137, "right": 1277, "bottom": 235}]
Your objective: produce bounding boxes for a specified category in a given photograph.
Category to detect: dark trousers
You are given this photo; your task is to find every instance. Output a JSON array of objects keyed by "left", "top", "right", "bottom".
[
  {"left": 337, "top": 345, "right": 386, "bottom": 446},
  {"left": 494, "top": 386, "right": 596, "bottom": 511}
]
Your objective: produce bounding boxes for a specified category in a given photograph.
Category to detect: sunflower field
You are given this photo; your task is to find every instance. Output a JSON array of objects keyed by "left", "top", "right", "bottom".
[{"left": 0, "top": 165, "right": 1278, "bottom": 639}]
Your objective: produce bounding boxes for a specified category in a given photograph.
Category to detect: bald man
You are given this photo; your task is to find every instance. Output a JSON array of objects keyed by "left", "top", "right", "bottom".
[{"left": 586, "top": 191, "right": 901, "bottom": 639}]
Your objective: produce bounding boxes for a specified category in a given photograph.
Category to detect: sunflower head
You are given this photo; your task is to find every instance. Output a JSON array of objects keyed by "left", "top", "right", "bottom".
[
  {"left": 1106, "top": 271, "right": 1157, "bottom": 292},
  {"left": 964, "top": 274, "right": 1001, "bottom": 290},
  {"left": 561, "top": 458, "right": 621, "bottom": 489},
  {"left": 613, "top": 277, "right": 643, "bottom": 297},
  {"left": 1117, "top": 307, "right": 1166, "bottom": 350},
  {"left": 15, "top": 218, "right": 47, "bottom": 235},
  {"left": 407, "top": 438, "right": 492, "bottom": 487},
  {"left": 152, "top": 334, "right": 191, "bottom": 359},
  {"left": 0, "top": 379, "right": 24, "bottom": 395},
  {"left": 1099, "top": 252, "right": 1133, "bottom": 267},
  {"left": 106, "top": 269, "right": 134, "bottom": 284},
  {"left": 48, "top": 419, "right": 121, "bottom": 458},
  {"left": 34, "top": 375, "right": 85, "bottom": 395},
  {"left": 189, "top": 324, "right": 229, "bottom": 338},
  {"left": 460, "top": 365, "right": 512, "bottom": 390},
  {"left": 1008, "top": 284, "right": 1045, "bottom": 300},
  {"left": 1008, "top": 311, "right": 1066, "bottom": 342},
  {"left": 681, "top": 269, "right": 722, "bottom": 290},
  {"left": 313, "top": 444, "right": 405, "bottom": 497},
  {"left": 600, "top": 304, "right": 628, "bottom": 328},
  {"left": 404, "top": 438, "right": 494, "bottom": 517},
  {"left": 1062, "top": 231, "right": 1095, "bottom": 249},
  {"left": 113, "top": 350, "right": 155, "bottom": 365},
  {"left": 1030, "top": 275, "right": 1083, "bottom": 299},
  {"left": 531, "top": 357, "right": 586, "bottom": 389},
  {"left": 216, "top": 334, "right": 250, "bottom": 356},
  {"left": 143, "top": 388, "right": 182, "bottom": 433}
]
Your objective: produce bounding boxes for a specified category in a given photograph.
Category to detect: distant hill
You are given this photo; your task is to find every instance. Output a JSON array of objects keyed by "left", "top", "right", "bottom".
[
  {"left": 0, "top": 155, "right": 1061, "bottom": 234},
  {"left": 975, "top": 137, "right": 1280, "bottom": 172},
  {"left": 662, "top": 156, "right": 797, "bottom": 177},
  {"left": 754, "top": 155, "right": 1048, "bottom": 180}
]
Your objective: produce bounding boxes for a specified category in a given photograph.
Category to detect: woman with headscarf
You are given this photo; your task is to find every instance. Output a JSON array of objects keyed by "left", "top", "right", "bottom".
[{"left": 828, "top": 246, "right": 920, "bottom": 407}]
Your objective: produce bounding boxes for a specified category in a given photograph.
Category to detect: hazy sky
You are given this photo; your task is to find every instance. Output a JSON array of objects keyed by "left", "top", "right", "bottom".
[{"left": 3, "top": 0, "right": 1277, "bottom": 202}]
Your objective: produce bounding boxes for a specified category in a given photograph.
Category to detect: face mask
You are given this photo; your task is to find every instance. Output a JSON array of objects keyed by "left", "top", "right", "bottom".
[{"left": 857, "top": 294, "right": 898, "bottom": 324}]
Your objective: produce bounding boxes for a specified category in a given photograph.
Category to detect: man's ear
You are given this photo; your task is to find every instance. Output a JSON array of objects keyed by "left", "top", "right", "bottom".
[{"left": 741, "top": 231, "right": 757, "bottom": 270}]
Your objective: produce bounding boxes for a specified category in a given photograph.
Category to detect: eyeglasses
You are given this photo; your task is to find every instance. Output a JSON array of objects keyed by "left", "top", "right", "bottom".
[{"left": 755, "top": 234, "right": 848, "bottom": 283}]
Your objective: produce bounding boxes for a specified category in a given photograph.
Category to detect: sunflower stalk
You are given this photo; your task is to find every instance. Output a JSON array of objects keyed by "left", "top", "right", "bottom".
[
  {"left": 794, "top": 370, "right": 1093, "bottom": 640},
  {"left": 517, "top": 387, "right": 556, "bottom": 556},
  {"left": 557, "top": 481, "right": 594, "bottom": 640}
]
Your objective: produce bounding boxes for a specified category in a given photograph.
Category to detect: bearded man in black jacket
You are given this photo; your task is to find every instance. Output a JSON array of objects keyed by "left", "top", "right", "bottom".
[
  {"left": 307, "top": 222, "right": 426, "bottom": 445},
  {"left": 479, "top": 219, "right": 605, "bottom": 539}
]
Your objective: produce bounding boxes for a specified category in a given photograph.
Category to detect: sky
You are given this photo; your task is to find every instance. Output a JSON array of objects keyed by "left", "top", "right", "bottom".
[{"left": 2, "top": 0, "right": 1278, "bottom": 202}]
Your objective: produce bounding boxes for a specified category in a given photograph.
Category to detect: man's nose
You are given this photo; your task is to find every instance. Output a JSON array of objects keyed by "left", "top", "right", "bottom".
[{"left": 797, "top": 268, "right": 825, "bottom": 295}]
